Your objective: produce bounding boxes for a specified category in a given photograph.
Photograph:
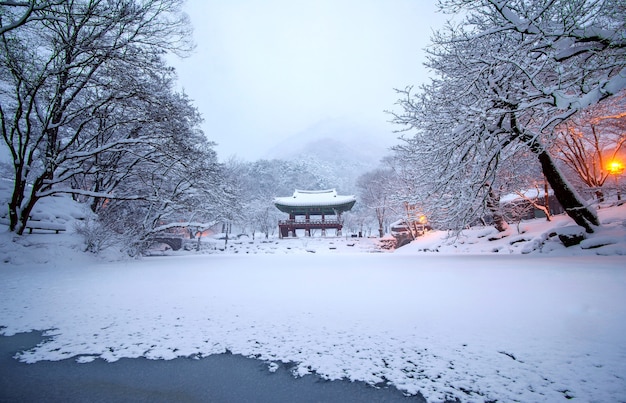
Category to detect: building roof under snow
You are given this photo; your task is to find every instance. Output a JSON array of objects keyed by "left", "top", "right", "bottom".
[
  {"left": 274, "top": 189, "right": 356, "bottom": 215},
  {"left": 500, "top": 188, "right": 554, "bottom": 204}
]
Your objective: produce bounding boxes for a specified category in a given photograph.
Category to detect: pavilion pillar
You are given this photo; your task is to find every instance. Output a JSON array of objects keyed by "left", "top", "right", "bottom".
[
  {"left": 336, "top": 212, "right": 342, "bottom": 236},
  {"left": 304, "top": 212, "right": 310, "bottom": 236},
  {"left": 289, "top": 213, "right": 296, "bottom": 237}
]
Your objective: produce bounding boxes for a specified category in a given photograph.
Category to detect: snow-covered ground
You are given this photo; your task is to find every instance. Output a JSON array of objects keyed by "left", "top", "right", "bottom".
[{"left": 1, "top": 186, "right": 625, "bottom": 402}]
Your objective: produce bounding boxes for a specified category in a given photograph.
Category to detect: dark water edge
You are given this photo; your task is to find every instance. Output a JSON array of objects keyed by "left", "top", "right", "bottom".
[{"left": 0, "top": 331, "right": 427, "bottom": 403}]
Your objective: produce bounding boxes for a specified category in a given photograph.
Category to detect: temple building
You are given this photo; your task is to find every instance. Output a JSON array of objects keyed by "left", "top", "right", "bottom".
[{"left": 274, "top": 189, "right": 356, "bottom": 238}]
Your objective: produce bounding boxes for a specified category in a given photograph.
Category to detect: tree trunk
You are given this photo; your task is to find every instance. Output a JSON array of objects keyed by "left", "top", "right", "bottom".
[
  {"left": 536, "top": 150, "right": 599, "bottom": 232},
  {"left": 15, "top": 176, "right": 47, "bottom": 235},
  {"left": 16, "top": 196, "right": 36, "bottom": 236},
  {"left": 594, "top": 190, "right": 604, "bottom": 203},
  {"left": 485, "top": 184, "right": 509, "bottom": 232},
  {"left": 376, "top": 207, "right": 385, "bottom": 238},
  {"left": 8, "top": 179, "right": 23, "bottom": 232},
  {"left": 543, "top": 178, "right": 552, "bottom": 221}
]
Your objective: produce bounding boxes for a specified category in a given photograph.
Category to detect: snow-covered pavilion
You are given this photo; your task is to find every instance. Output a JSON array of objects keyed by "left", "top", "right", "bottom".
[{"left": 274, "top": 189, "right": 356, "bottom": 238}]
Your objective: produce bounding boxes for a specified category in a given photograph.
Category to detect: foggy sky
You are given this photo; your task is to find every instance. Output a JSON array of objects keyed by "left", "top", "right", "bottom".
[{"left": 169, "top": 0, "right": 450, "bottom": 161}]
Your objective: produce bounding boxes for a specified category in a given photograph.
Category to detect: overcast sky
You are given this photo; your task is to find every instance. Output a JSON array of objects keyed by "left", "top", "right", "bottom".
[{"left": 168, "top": 0, "right": 450, "bottom": 161}]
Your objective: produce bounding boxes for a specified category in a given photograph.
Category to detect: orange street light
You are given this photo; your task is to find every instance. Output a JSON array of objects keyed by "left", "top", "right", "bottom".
[
  {"left": 608, "top": 160, "right": 624, "bottom": 201},
  {"left": 608, "top": 160, "right": 624, "bottom": 175}
]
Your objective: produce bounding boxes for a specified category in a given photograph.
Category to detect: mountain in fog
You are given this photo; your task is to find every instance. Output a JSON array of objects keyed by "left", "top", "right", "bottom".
[{"left": 264, "top": 118, "right": 396, "bottom": 193}]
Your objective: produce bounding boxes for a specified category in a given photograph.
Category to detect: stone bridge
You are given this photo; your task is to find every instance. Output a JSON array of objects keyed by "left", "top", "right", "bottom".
[{"left": 151, "top": 237, "right": 184, "bottom": 251}]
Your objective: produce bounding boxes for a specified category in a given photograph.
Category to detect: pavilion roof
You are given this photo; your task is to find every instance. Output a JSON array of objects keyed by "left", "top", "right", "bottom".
[{"left": 274, "top": 189, "right": 356, "bottom": 215}]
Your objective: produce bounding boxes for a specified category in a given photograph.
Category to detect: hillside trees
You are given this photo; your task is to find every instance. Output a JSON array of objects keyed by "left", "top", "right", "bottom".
[
  {"left": 356, "top": 168, "right": 395, "bottom": 237},
  {"left": 391, "top": 0, "right": 625, "bottom": 233},
  {"left": 230, "top": 158, "right": 326, "bottom": 238},
  {"left": 0, "top": 0, "right": 231, "bottom": 238}
]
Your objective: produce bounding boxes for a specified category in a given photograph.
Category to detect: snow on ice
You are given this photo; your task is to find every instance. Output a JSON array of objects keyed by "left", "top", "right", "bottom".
[{"left": 1, "top": 182, "right": 625, "bottom": 402}]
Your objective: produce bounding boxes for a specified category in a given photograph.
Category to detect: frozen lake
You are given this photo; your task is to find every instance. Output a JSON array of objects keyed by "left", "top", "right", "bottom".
[
  {"left": 0, "top": 331, "right": 420, "bottom": 402},
  {"left": 1, "top": 252, "right": 625, "bottom": 402}
]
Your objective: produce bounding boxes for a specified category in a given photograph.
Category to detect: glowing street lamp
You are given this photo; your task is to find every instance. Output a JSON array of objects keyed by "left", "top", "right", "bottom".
[{"left": 608, "top": 160, "right": 624, "bottom": 201}]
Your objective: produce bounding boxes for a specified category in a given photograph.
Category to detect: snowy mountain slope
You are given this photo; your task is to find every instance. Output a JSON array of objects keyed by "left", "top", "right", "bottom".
[
  {"left": 264, "top": 117, "right": 394, "bottom": 162},
  {"left": 263, "top": 118, "right": 395, "bottom": 193}
]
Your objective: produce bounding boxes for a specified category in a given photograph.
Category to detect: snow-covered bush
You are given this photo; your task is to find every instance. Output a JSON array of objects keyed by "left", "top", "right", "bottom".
[{"left": 74, "top": 216, "right": 119, "bottom": 254}]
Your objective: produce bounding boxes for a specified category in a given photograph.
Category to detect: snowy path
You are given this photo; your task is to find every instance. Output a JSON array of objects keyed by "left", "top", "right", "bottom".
[{"left": 1, "top": 253, "right": 625, "bottom": 402}]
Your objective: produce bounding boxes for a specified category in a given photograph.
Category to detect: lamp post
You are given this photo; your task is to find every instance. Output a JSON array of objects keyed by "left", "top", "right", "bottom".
[{"left": 608, "top": 160, "right": 624, "bottom": 201}]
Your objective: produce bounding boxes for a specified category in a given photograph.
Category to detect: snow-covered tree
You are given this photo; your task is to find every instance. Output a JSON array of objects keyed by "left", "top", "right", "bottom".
[
  {"left": 552, "top": 90, "right": 626, "bottom": 201},
  {"left": 84, "top": 85, "right": 237, "bottom": 255},
  {"left": 498, "top": 149, "right": 552, "bottom": 220},
  {"left": 391, "top": 0, "right": 625, "bottom": 233},
  {"left": 356, "top": 168, "right": 395, "bottom": 237},
  {"left": 0, "top": 1, "right": 65, "bottom": 35},
  {"left": 341, "top": 205, "right": 372, "bottom": 237},
  {"left": 232, "top": 158, "right": 329, "bottom": 237},
  {"left": 0, "top": 0, "right": 192, "bottom": 234},
  {"left": 96, "top": 149, "right": 235, "bottom": 256}
]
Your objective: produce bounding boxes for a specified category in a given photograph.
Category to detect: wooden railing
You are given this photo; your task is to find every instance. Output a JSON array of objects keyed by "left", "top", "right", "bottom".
[{"left": 278, "top": 219, "right": 342, "bottom": 226}]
